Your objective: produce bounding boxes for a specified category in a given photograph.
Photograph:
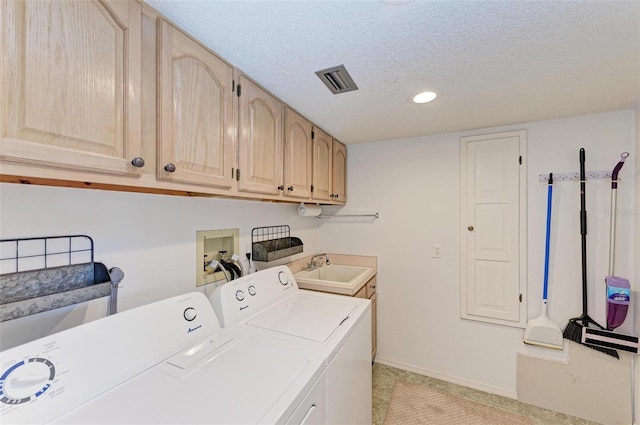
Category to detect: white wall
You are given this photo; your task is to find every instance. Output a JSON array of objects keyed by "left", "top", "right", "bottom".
[
  {"left": 0, "top": 186, "right": 319, "bottom": 350},
  {"left": 319, "top": 110, "right": 636, "bottom": 397},
  {"left": 0, "top": 109, "right": 636, "bottom": 402}
]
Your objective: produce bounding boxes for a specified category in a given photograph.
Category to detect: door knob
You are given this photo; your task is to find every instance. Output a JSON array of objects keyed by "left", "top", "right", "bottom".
[
  {"left": 468, "top": 226, "right": 474, "bottom": 231},
  {"left": 164, "top": 163, "right": 176, "bottom": 173}
]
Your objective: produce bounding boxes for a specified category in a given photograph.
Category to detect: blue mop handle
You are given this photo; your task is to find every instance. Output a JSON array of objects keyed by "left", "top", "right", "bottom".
[{"left": 543, "top": 173, "right": 553, "bottom": 302}]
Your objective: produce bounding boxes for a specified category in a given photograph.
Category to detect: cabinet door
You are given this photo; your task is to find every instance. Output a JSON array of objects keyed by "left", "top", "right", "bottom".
[
  {"left": 460, "top": 130, "right": 526, "bottom": 328},
  {"left": 157, "top": 19, "right": 234, "bottom": 189},
  {"left": 1, "top": 0, "right": 143, "bottom": 176},
  {"left": 370, "top": 291, "right": 377, "bottom": 359},
  {"left": 283, "top": 108, "right": 312, "bottom": 200},
  {"left": 332, "top": 139, "right": 347, "bottom": 203},
  {"left": 238, "top": 76, "right": 283, "bottom": 195},
  {"left": 354, "top": 285, "right": 367, "bottom": 299},
  {"left": 311, "top": 127, "right": 332, "bottom": 201}
]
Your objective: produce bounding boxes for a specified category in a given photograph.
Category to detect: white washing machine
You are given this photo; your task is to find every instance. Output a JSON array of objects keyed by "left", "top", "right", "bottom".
[
  {"left": 0, "top": 292, "right": 326, "bottom": 424},
  {"left": 210, "top": 265, "right": 372, "bottom": 425}
]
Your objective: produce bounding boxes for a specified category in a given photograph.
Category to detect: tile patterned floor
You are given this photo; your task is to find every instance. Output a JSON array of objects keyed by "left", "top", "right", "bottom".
[{"left": 372, "top": 363, "right": 601, "bottom": 425}]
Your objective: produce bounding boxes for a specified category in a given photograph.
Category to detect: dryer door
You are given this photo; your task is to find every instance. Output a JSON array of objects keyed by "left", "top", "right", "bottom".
[{"left": 247, "top": 294, "right": 357, "bottom": 342}]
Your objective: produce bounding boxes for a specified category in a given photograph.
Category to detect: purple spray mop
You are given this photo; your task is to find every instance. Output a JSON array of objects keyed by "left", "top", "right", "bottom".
[
  {"left": 580, "top": 151, "right": 637, "bottom": 354},
  {"left": 606, "top": 152, "right": 630, "bottom": 331}
]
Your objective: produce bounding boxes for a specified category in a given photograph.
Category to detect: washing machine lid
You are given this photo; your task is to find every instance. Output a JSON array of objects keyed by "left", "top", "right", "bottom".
[
  {"left": 0, "top": 292, "right": 324, "bottom": 425},
  {"left": 51, "top": 337, "right": 321, "bottom": 424},
  {"left": 246, "top": 292, "right": 358, "bottom": 342}
]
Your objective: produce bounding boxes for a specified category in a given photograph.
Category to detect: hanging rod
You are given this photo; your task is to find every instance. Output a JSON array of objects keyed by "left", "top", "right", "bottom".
[
  {"left": 537, "top": 170, "right": 613, "bottom": 182},
  {"left": 317, "top": 212, "right": 379, "bottom": 219}
]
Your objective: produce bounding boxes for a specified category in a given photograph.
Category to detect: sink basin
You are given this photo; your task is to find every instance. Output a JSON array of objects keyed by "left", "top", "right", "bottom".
[{"left": 294, "top": 264, "right": 376, "bottom": 295}]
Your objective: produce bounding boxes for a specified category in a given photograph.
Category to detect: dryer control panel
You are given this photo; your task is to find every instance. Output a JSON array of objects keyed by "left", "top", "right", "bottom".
[{"left": 210, "top": 266, "right": 298, "bottom": 328}]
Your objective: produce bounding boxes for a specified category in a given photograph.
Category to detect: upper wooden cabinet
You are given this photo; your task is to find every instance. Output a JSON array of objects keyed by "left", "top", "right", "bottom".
[
  {"left": 283, "top": 108, "right": 313, "bottom": 200},
  {"left": 156, "top": 18, "right": 235, "bottom": 189},
  {"left": 311, "top": 127, "right": 333, "bottom": 202},
  {"left": 332, "top": 139, "right": 347, "bottom": 203},
  {"left": 1, "top": 0, "right": 144, "bottom": 176},
  {"left": 311, "top": 129, "right": 347, "bottom": 203},
  {"left": 237, "top": 76, "right": 283, "bottom": 195},
  {"left": 0, "top": 1, "right": 346, "bottom": 204}
]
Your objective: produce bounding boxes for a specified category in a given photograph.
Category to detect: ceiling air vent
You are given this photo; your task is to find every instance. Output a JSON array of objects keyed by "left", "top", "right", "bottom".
[{"left": 315, "top": 65, "right": 359, "bottom": 94}]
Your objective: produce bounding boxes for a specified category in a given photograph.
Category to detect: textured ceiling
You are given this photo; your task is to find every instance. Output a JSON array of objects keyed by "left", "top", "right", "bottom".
[{"left": 145, "top": 0, "right": 640, "bottom": 144}]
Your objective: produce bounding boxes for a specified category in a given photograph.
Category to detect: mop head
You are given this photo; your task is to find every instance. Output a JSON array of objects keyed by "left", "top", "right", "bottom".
[
  {"left": 563, "top": 318, "right": 619, "bottom": 359},
  {"left": 582, "top": 327, "right": 638, "bottom": 354}
]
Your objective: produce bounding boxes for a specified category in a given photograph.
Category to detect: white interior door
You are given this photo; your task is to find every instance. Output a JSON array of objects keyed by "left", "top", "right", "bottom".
[{"left": 460, "top": 130, "right": 527, "bottom": 327}]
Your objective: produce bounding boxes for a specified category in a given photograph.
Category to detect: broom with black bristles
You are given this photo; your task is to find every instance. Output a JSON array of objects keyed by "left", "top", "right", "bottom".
[{"left": 562, "top": 148, "right": 619, "bottom": 359}]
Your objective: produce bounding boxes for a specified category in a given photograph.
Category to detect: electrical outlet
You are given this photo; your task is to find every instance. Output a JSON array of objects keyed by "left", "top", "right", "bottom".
[{"left": 432, "top": 244, "right": 442, "bottom": 258}]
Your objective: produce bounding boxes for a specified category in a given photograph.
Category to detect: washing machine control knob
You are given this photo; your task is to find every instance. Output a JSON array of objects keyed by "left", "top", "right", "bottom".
[
  {"left": 183, "top": 307, "right": 197, "bottom": 321},
  {"left": 278, "top": 271, "right": 289, "bottom": 286},
  {"left": 235, "top": 290, "right": 245, "bottom": 301},
  {"left": 248, "top": 285, "right": 256, "bottom": 296}
]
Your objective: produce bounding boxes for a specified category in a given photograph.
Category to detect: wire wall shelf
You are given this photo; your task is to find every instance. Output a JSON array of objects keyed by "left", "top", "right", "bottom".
[
  {"left": 0, "top": 235, "right": 94, "bottom": 275},
  {"left": 0, "top": 235, "right": 117, "bottom": 322},
  {"left": 251, "top": 225, "right": 303, "bottom": 262}
]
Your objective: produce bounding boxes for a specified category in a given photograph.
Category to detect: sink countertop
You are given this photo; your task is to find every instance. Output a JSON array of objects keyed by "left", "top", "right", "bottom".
[{"left": 287, "top": 254, "right": 377, "bottom": 296}]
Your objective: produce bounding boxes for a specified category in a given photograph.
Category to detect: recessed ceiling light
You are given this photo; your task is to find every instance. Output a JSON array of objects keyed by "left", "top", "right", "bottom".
[{"left": 412, "top": 91, "right": 438, "bottom": 104}]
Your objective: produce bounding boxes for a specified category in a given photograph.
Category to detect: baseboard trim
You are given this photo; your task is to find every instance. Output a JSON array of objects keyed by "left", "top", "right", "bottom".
[{"left": 374, "top": 356, "right": 517, "bottom": 400}]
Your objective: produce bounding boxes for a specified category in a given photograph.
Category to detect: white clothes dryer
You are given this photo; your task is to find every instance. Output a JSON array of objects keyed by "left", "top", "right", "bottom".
[
  {"left": 0, "top": 292, "right": 325, "bottom": 425},
  {"left": 210, "top": 265, "right": 372, "bottom": 425}
]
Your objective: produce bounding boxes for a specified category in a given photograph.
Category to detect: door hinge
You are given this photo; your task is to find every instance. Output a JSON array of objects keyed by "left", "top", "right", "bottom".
[
  {"left": 232, "top": 167, "right": 234, "bottom": 179},
  {"left": 310, "top": 184, "right": 314, "bottom": 193},
  {"left": 519, "top": 293, "right": 523, "bottom": 302},
  {"left": 237, "top": 83, "right": 241, "bottom": 97},
  {"left": 232, "top": 79, "right": 235, "bottom": 92},
  {"left": 519, "top": 155, "right": 522, "bottom": 165},
  {"left": 311, "top": 131, "right": 315, "bottom": 140},
  {"left": 236, "top": 169, "right": 240, "bottom": 181}
]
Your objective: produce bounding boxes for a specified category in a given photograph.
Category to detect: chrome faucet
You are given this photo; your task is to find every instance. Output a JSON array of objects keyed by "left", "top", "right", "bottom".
[{"left": 305, "top": 253, "right": 330, "bottom": 271}]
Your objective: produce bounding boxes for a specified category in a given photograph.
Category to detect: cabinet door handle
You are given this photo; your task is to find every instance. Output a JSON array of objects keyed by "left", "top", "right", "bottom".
[
  {"left": 164, "top": 163, "right": 176, "bottom": 173},
  {"left": 131, "top": 157, "right": 145, "bottom": 168},
  {"left": 467, "top": 226, "right": 474, "bottom": 231},
  {"left": 287, "top": 186, "right": 294, "bottom": 192},
  {"left": 277, "top": 185, "right": 284, "bottom": 191}
]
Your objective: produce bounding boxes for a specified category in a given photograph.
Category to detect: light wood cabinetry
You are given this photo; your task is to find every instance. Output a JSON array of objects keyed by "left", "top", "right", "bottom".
[
  {"left": 0, "top": 0, "right": 346, "bottom": 205},
  {"left": 366, "top": 276, "right": 377, "bottom": 358},
  {"left": 1, "top": 0, "right": 144, "bottom": 176},
  {"left": 332, "top": 139, "right": 347, "bottom": 203},
  {"left": 349, "top": 275, "right": 377, "bottom": 359},
  {"left": 156, "top": 18, "right": 235, "bottom": 189},
  {"left": 312, "top": 127, "right": 333, "bottom": 202},
  {"left": 311, "top": 129, "right": 347, "bottom": 203},
  {"left": 283, "top": 108, "right": 313, "bottom": 200},
  {"left": 237, "top": 76, "right": 283, "bottom": 195}
]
